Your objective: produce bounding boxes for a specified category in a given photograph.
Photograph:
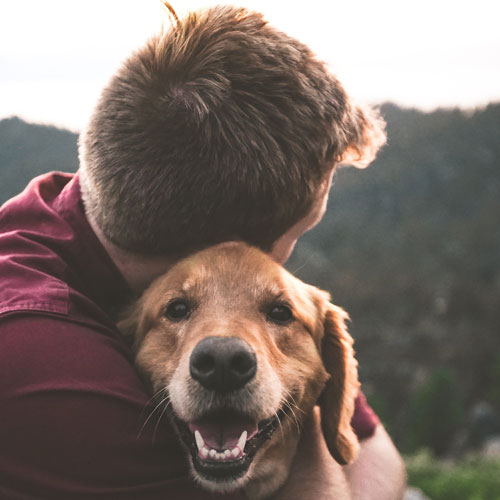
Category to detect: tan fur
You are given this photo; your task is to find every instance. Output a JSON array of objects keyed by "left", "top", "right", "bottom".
[{"left": 118, "top": 242, "right": 360, "bottom": 498}]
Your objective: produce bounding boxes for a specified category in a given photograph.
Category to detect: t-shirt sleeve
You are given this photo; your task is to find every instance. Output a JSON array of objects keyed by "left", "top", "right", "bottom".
[
  {"left": 0, "top": 314, "right": 244, "bottom": 500},
  {"left": 351, "top": 391, "right": 380, "bottom": 440}
]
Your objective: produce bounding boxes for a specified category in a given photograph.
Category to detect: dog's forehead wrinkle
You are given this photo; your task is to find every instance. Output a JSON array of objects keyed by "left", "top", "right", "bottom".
[
  {"left": 193, "top": 314, "right": 258, "bottom": 337},
  {"left": 175, "top": 248, "right": 293, "bottom": 307},
  {"left": 220, "top": 270, "right": 291, "bottom": 303},
  {"left": 181, "top": 278, "right": 195, "bottom": 292}
]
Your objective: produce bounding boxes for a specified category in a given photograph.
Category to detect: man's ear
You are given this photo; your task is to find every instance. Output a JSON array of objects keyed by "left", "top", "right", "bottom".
[
  {"left": 319, "top": 303, "right": 360, "bottom": 465},
  {"left": 339, "top": 103, "right": 386, "bottom": 169}
]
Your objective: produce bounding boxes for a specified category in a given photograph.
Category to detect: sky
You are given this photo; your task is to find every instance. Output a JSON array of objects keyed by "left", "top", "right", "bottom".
[{"left": 1, "top": 0, "right": 499, "bottom": 131}]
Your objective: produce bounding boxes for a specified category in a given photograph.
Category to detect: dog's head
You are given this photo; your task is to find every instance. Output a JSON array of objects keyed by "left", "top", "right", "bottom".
[{"left": 119, "top": 242, "right": 359, "bottom": 494}]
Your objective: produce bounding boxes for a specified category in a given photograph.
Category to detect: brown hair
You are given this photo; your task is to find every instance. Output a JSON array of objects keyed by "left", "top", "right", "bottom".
[{"left": 79, "top": 5, "right": 385, "bottom": 255}]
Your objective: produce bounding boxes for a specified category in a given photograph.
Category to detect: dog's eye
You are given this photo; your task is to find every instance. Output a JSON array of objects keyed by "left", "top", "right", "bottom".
[
  {"left": 267, "top": 304, "right": 294, "bottom": 324},
  {"left": 165, "top": 300, "right": 191, "bottom": 321}
]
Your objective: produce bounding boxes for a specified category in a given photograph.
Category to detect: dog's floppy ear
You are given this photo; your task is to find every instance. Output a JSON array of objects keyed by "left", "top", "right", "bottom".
[
  {"left": 319, "top": 302, "right": 360, "bottom": 465},
  {"left": 117, "top": 294, "right": 155, "bottom": 351}
]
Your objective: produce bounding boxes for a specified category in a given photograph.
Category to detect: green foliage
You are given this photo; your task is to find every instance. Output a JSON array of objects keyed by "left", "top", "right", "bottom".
[
  {"left": 406, "top": 451, "right": 500, "bottom": 500},
  {"left": 405, "top": 368, "right": 465, "bottom": 455},
  {"left": 365, "top": 391, "right": 394, "bottom": 435}
]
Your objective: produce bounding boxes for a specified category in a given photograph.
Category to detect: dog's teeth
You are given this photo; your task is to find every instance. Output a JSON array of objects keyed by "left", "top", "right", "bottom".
[
  {"left": 194, "top": 430, "right": 205, "bottom": 451},
  {"left": 237, "top": 430, "right": 248, "bottom": 451},
  {"left": 200, "top": 442, "right": 245, "bottom": 462}
]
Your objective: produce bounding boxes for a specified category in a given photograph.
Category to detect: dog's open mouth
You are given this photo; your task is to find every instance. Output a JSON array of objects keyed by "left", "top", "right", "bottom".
[{"left": 174, "top": 408, "right": 286, "bottom": 482}]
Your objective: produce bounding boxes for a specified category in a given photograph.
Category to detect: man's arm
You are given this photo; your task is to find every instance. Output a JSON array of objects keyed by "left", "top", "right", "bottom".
[
  {"left": 273, "top": 407, "right": 351, "bottom": 500},
  {"left": 345, "top": 424, "right": 407, "bottom": 500},
  {"left": 273, "top": 408, "right": 406, "bottom": 500}
]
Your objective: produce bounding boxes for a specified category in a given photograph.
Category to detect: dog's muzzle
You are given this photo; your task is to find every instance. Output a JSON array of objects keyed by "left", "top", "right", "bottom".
[{"left": 173, "top": 336, "right": 284, "bottom": 484}]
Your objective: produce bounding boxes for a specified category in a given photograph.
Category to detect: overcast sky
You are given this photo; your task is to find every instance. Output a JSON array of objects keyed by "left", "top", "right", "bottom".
[{"left": 1, "top": 0, "right": 499, "bottom": 131}]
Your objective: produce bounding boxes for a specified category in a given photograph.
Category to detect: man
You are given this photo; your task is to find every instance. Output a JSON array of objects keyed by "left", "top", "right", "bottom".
[{"left": 0, "top": 6, "right": 405, "bottom": 499}]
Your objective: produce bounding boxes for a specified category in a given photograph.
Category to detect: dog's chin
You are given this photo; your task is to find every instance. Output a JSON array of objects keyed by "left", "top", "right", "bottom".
[{"left": 172, "top": 407, "right": 288, "bottom": 491}]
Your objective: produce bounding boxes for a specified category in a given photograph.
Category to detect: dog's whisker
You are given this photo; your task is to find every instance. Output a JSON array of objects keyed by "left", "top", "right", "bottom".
[
  {"left": 138, "top": 400, "right": 170, "bottom": 441},
  {"left": 289, "top": 254, "right": 313, "bottom": 275},
  {"left": 283, "top": 400, "right": 301, "bottom": 434},
  {"left": 280, "top": 390, "right": 303, "bottom": 434},
  {"left": 275, "top": 408, "right": 285, "bottom": 439},
  {"left": 138, "top": 391, "right": 171, "bottom": 440},
  {"left": 153, "top": 398, "right": 172, "bottom": 444},
  {"left": 139, "top": 388, "right": 166, "bottom": 419},
  {"left": 282, "top": 388, "right": 305, "bottom": 415},
  {"left": 143, "top": 390, "right": 169, "bottom": 419},
  {"left": 208, "top": 389, "right": 216, "bottom": 410},
  {"left": 289, "top": 400, "right": 305, "bottom": 416}
]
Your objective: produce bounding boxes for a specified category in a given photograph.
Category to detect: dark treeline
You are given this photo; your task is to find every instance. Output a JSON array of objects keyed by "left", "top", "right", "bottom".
[
  {"left": 288, "top": 102, "right": 500, "bottom": 456},
  {"left": 0, "top": 117, "right": 78, "bottom": 203},
  {"left": 1, "top": 103, "right": 499, "bottom": 456}
]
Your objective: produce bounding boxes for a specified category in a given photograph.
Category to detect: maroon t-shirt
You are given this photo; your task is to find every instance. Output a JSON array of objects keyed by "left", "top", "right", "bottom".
[{"left": 0, "top": 172, "right": 378, "bottom": 499}]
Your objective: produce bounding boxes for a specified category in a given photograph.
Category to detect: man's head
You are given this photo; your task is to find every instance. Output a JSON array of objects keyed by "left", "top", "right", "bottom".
[{"left": 79, "top": 5, "right": 385, "bottom": 257}]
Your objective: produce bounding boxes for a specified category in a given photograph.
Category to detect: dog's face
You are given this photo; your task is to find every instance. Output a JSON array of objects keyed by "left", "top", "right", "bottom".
[{"left": 119, "top": 242, "right": 359, "bottom": 496}]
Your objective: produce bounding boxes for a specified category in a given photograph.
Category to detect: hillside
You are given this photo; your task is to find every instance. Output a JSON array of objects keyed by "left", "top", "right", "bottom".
[
  {"left": 287, "top": 102, "right": 500, "bottom": 453},
  {"left": 1, "top": 103, "right": 499, "bottom": 455},
  {"left": 0, "top": 116, "right": 78, "bottom": 203}
]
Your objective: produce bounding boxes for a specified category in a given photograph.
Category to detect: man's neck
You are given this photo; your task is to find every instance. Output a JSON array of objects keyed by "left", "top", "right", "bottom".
[{"left": 87, "top": 215, "right": 176, "bottom": 293}]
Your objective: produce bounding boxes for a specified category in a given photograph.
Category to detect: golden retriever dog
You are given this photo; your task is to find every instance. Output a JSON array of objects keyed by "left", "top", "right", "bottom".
[{"left": 119, "top": 242, "right": 360, "bottom": 498}]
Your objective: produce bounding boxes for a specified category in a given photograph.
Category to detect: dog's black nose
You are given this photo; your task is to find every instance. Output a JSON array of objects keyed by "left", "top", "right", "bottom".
[{"left": 190, "top": 336, "right": 257, "bottom": 393}]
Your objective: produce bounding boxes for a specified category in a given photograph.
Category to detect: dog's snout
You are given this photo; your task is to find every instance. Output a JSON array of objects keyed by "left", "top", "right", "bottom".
[{"left": 189, "top": 336, "right": 257, "bottom": 393}]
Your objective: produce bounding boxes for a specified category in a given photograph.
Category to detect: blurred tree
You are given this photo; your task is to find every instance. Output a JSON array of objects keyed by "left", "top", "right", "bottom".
[
  {"left": 404, "top": 368, "right": 465, "bottom": 456},
  {"left": 488, "top": 354, "right": 500, "bottom": 411}
]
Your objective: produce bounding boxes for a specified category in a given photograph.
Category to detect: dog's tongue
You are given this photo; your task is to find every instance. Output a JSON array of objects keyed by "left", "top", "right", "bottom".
[{"left": 188, "top": 413, "right": 258, "bottom": 450}]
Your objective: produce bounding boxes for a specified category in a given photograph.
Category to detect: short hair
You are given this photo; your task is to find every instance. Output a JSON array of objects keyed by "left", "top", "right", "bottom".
[{"left": 79, "top": 5, "right": 385, "bottom": 255}]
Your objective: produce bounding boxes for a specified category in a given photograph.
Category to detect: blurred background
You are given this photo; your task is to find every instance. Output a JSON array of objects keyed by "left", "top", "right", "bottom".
[{"left": 1, "top": 1, "right": 499, "bottom": 498}]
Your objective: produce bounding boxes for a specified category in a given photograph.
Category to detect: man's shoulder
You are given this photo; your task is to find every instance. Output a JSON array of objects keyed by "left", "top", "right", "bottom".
[
  {"left": 0, "top": 172, "right": 75, "bottom": 316},
  {"left": 0, "top": 241, "right": 70, "bottom": 317},
  {"left": 0, "top": 171, "right": 128, "bottom": 330}
]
